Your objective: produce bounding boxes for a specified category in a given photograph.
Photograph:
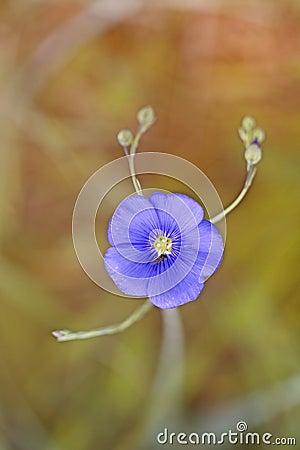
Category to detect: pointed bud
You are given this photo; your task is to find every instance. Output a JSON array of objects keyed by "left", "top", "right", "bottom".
[
  {"left": 137, "top": 106, "right": 156, "bottom": 127},
  {"left": 252, "top": 128, "right": 265, "bottom": 144},
  {"left": 242, "top": 116, "right": 256, "bottom": 132}
]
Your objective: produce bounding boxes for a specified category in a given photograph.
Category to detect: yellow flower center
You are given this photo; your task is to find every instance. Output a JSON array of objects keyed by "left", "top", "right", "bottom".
[{"left": 153, "top": 235, "right": 172, "bottom": 256}]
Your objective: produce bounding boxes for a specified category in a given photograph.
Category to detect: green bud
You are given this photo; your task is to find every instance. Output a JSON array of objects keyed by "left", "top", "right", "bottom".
[
  {"left": 244, "top": 144, "right": 262, "bottom": 165},
  {"left": 137, "top": 106, "right": 156, "bottom": 126},
  {"left": 117, "top": 129, "right": 133, "bottom": 147},
  {"left": 252, "top": 127, "right": 265, "bottom": 144},
  {"left": 242, "top": 116, "right": 256, "bottom": 132}
]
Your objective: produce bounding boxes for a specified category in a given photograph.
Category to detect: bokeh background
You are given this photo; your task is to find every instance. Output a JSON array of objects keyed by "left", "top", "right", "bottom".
[{"left": 0, "top": 1, "right": 299, "bottom": 449}]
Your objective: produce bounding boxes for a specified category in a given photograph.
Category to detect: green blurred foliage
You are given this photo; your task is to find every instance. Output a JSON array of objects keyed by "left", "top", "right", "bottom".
[{"left": 0, "top": 1, "right": 299, "bottom": 449}]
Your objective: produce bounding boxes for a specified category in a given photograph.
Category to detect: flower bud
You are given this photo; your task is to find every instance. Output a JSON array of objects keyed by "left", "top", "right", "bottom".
[
  {"left": 117, "top": 129, "right": 133, "bottom": 147},
  {"left": 252, "top": 127, "right": 265, "bottom": 144},
  {"left": 244, "top": 143, "right": 262, "bottom": 165},
  {"left": 238, "top": 127, "right": 247, "bottom": 142},
  {"left": 242, "top": 116, "right": 256, "bottom": 132},
  {"left": 137, "top": 106, "right": 156, "bottom": 127}
]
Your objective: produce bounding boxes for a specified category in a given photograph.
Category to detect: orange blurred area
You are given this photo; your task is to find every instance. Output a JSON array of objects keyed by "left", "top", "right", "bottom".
[{"left": 0, "top": 1, "right": 299, "bottom": 449}]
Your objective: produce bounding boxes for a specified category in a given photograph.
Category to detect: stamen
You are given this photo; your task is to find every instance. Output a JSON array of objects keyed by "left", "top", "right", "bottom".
[{"left": 153, "top": 235, "right": 172, "bottom": 256}]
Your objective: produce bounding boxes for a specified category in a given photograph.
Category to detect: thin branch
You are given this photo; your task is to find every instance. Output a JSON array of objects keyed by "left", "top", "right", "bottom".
[
  {"left": 52, "top": 299, "right": 153, "bottom": 342},
  {"left": 211, "top": 165, "right": 257, "bottom": 224},
  {"left": 127, "top": 128, "right": 145, "bottom": 195},
  {"left": 118, "top": 107, "right": 156, "bottom": 196}
]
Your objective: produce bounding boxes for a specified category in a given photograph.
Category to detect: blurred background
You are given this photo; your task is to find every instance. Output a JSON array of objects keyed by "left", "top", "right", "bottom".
[{"left": 0, "top": 0, "right": 299, "bottom": 449}]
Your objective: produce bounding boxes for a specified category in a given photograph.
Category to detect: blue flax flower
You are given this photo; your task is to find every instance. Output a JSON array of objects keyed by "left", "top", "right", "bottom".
[{"left": 104, "top": 192, "right": 223, "bottom": 309}]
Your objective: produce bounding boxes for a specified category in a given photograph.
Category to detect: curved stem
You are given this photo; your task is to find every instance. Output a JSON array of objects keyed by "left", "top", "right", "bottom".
[
  {"left": 127, "top": 127, "right": 144, "bottom": 195},
  {"left": 211, "top": 165, "right": 257, "bottom": 225},
  {"left": 120, "top": 108, "right": 155, "bottom": 196},
  {"left": 128, "top": 153, "right": 142, "bottom": 195},
  {"left": 122, "top": 135, "right": 143, "bottom": 195},
  {"left": 52, "top": 299, "right": 153, "bottom": 342}
]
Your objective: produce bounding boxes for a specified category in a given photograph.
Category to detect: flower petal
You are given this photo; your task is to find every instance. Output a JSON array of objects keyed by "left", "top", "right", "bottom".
[
  {"left": 104, "top": 247, "right": 149, "bottom": 296},
  {"left": 109, "top": 194, "right": 160, "bottom": 262},
  {"left": 147, "top": 243, "right": 199, "bottom": 297},
  {"left": 128, "top": 208, "right": 175, "bottom": 252},
  {"left": 104, "top": 247, "right": 175, "bottom": 296},
  {"left": 174, "top": 193, "right": 204, "bottom": 225},
  {"left": 196, "top": 220, "right": 224, "bottom": 282},
  {"left": 149, "top": 268, "right": 205, "bottom": 309},
  {"left": 148, "top": 220, "right": 223, "bottom": 304},
  {"left": 149, "top": 192, "right": 203, "bottom": 233},
  {"left": 109, "top": 195, "right": 158, "bottom": 246}
]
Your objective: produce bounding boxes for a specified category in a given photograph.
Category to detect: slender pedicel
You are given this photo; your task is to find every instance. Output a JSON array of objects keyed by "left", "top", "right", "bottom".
[
  {"left": 211, "top": 115, "right": 264, "bottom": 224},
  {"left": 117, "top": 106, "right": 156, "bottom": 195}
]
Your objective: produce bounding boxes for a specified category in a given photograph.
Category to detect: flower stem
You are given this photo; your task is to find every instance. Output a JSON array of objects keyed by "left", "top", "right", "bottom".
[
  {"left": 142, "top": 308, "right": 185, "bottom": 441},
  {"left": 52, "top": 299, "right": 153, "bottom": 342},
  {"left": 118, "top": 107, "right": 156, "bottom": 196},
  {"left": 211, "top": 164, "right": 257, "bottom": 225},
  {"left": 152, "top": 308, "right": 185, "bottom": 408},
  {"left": 127, "top": 126, "right": 146, "bottom": 195}
]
